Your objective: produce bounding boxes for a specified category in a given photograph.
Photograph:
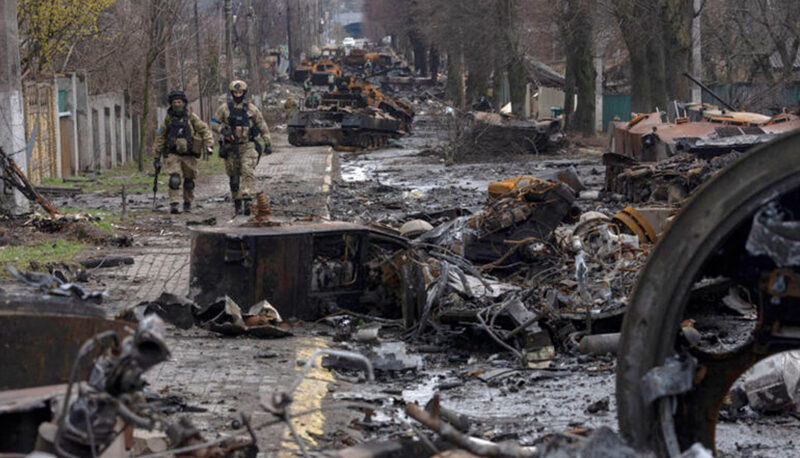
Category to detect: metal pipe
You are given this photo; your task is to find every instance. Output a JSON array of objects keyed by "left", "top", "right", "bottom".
[
  {"left": 288, "top": 349, "right": 374, "bottom": 395},
  {"left": 578, "top": 332, "right": 620, "bottom": 355},
  {"left": 682, "top": 72, "right": 737, "bottom": 111}
]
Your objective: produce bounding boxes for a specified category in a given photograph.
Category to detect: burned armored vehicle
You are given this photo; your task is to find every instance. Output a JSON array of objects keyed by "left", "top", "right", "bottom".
[{"left": 288, "top": 78, "right": 414, "bottom": 150}]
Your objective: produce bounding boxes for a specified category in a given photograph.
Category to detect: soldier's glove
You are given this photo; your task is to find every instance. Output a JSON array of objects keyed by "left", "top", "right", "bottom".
[
  {"left": 264, "top": 144, "right": 273, "bottom": 155},
  {"left": 153, "top": 156, "right": 161, "bottom": 171},
  {"left": 221, "top": 126, "right": 234, "bottom": 143}
]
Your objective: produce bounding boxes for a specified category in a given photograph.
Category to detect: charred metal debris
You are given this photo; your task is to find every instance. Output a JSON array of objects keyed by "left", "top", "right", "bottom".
[
  {"left": 604, "top": 101, "right": 800, "bottom": 205},
  {"left": 179, "top": 172, "right": 668, "bottom": 365}
]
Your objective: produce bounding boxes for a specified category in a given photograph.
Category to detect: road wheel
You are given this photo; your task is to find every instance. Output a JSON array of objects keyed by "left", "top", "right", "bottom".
[{"left": 617, "top": 132, "right": 800, "bottom": 455}]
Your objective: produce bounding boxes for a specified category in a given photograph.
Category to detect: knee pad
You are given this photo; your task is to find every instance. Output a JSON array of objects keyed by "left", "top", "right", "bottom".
[
  {"left": 183, "top": 178, "right": 195, "bottom": 191},
  {"left": 229, "top": 175, "right": 240, "bottom": 193},
  {"left": 169, "top": 173, "right": 181, "bottom": 190}
]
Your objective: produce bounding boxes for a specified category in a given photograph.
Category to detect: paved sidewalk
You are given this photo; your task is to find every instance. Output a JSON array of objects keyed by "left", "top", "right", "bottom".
[
  {"left": 104, "top": 134, "right": 334, "bottom": 306},
  {"left": 95, "top": 134, "right": 345, "bottom": 453}
]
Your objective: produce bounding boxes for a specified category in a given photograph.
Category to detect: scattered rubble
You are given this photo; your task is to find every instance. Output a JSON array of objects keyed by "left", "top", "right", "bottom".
[
  {"left": 7, "top": 264, "right": 107, "bottom": 302},
  {"left": 117, "top": 293, "right": 292, "bottom": 338},
  {"left": 6, "top": 42, "right": 800, "bottom": 458}
]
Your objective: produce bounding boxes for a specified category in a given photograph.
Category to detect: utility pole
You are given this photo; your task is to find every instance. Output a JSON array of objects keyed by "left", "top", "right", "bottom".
[
  {"left": 691, "top": 0, "right": 702, "bottom": 103},
  {"left": 0, "top": 0, "right": 29, "bottom": 213},
  {"left": 193, "top": 0, "right": 204, "bottom": 119},
  {"left": 245, "top": 0, "right": 257, "bottom": 101},
  {"left": 314, "top": 0, "right": 320, "bottom": 49},
  {"left": 224, "top": 0, "right": 233, "bottom": 82},
  {"left": 287, "top": 0, "right": 294, "bottom": 71}
]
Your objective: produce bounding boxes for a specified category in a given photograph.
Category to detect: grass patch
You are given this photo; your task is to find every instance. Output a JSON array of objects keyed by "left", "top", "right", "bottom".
[
  {"left": 42, "top": 161, "right": 151, "bottom": 195},
  {"left": 0, "top": 239, "right": 87, "bottom": 276},
  {"left": 197, "top": 149, "right": 227, "bottom": 175},
  {"left": 61, "top": 208, "right": 116, "bottom": 232},
  {"left": 42, "top": 150, "right": 227, "bottom": 196}
]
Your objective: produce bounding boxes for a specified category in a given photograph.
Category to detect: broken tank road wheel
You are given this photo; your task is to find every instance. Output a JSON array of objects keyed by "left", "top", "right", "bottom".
[{"left": 616, "top": 131, "right": 800, "bottom": 456}]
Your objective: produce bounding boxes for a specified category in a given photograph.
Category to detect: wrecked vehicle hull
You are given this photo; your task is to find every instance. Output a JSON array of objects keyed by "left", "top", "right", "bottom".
[
  {"left": 189, "top": 223, "right": 425, "bottom": 323},
  {"left": 611, "top": 110, "right": 800, "bottom": 162},
  {"left": 0, "top": 295, "right": 128, "bottom": 390},
  {"left": 287, "top": 110, "right": 406, "bottom": 149},
  {"left": 616, "top": 131, "right": 800, "bottom": 455},
  {"left": 464, "top": 112, "right": 565, "bottom": 155}
]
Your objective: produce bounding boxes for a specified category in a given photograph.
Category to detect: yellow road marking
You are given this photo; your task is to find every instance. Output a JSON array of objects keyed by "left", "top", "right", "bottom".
[{"left": 280, "top": 336, "right": 335, "bottom": 455}]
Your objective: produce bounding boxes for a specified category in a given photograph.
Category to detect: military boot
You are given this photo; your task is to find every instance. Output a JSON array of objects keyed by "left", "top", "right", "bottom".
[
  {"left": 170, "top": 203, "right": 180, "bottom": 214},
  {"left": 183, "top": 201, "right": 192, "bottom": 213},
  {"left": 234, "top": 199, "right": 243, "bottom": 215},
  {"left": 243, "top": 199, "right": 252, "bottom": 216}
]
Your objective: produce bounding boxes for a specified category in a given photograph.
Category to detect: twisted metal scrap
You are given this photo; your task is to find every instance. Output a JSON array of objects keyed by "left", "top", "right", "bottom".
[
  {"left": 251, "top": 191, "right": 273, "bottom": 225},
  {"left": 0, "top": 146, "right": 60, "bottom": 217}
]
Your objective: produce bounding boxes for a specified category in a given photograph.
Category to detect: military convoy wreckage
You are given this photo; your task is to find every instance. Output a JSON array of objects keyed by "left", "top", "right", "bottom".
[
  {"left": 288, "top": 77, "right": 415, "bottom": 150},
  {"left": 6, "top": 59, "right": 800, "bottom": 457},
  {"left": 601, "top": 85, "right": 800, "bottom": 455}
]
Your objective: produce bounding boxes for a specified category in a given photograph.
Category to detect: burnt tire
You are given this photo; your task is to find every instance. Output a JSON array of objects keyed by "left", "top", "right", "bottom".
[{"left": 616, "top": 131, "right": 800, "bottom": 455}]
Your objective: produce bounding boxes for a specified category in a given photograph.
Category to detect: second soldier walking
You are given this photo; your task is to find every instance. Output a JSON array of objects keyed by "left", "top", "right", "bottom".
[{"left": 212, "top": 80, "right": 272, "bottom": 215}]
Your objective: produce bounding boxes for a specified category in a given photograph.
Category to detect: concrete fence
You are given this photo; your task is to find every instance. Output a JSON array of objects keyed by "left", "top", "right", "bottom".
[{"left": 20, "top": 73, "right": 141, "bottom": 183}]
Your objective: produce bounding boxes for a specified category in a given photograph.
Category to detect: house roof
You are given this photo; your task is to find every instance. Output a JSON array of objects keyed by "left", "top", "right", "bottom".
[{"left": 524, "top": 56, "right": 566, "bottom": 89}]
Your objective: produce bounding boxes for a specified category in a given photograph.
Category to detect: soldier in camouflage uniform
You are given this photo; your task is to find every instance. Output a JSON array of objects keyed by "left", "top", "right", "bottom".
[
  {"left": 153, "top": 90, "right": 214, "bottom": 214},
  {"left": 211, "top": 80, "right": 272, "bottom": 215}
]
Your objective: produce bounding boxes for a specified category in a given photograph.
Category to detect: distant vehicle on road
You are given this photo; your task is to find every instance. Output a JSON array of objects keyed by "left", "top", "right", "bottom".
[{"left": 342, "top": 37, "right": 355, "bottom": 48}]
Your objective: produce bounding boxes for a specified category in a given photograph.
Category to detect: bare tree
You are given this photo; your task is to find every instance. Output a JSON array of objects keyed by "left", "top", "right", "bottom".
[
  {"left": 609, "top": 0, "right": 697, "bottom": 112},
  {"left": 559, "top": 0, "right": 596, "bottom": 135},
  {"left": 138, "top": 0, "right": 186, "bottom": 171},
  {"left": 729, "top": 0, "right": 800, "bottom": 84}
]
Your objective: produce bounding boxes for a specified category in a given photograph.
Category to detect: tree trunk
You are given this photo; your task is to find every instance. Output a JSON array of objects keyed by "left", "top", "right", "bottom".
[
  {"left": 627, "top": 41, "right": 652, "bottom": 113},
  {"left": 508, "top": 56, "right": 527, "bottom": 117},
  {"left": 645, "top": 31, "right": 668, "bottom": 112},
  {"left": 138, "top": 54, "right": 154, "bottom": 172},
  {"left": 410, "top": 30, "right": 428, "bottom": 76},
  {"left": 466, "top": 65, "right": 489, "bottom": 106},
  {"left": 429, "top": 47, "right": 439, "bottom": 83},
  {"left": 614, "top": 0, "right": 666, "bottom": 113},
  {"left": 446, "top": 52, "right": 465, "bottom": 110},
  {"left": 571, "top": 50, "right": 596, "bottom": 135},
  {"left": 561, "top": 0, "right": 595, "bottom": 133},
  {"left": 661, "top": 0, "right": 692, "bottom": 102}
]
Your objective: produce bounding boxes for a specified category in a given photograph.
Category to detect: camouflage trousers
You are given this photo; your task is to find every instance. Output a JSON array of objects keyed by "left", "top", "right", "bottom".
[
  {"left": 165, "top": 154, "right": 198, "bottom": 204},
  {"left": 224, "top": 141, "right": 258, "bottom": 200}
]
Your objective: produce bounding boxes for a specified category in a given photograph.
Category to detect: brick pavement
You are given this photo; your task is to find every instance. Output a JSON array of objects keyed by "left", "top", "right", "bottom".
[
  {"left": 105, "top": 134, "right": 334, "bottom": 307},
  {"left": 93, "top": 135, "right": 344, "bottom": 453},
  {"left": 143, "top": 331, "right": 350, "bottom": 455}
]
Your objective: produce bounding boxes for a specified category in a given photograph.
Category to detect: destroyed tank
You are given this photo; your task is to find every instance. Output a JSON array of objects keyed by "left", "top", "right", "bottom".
[
  {"left": 288, "top": 83, "right": 413, "bottom": 150},
  {"left": 288, "top": 107, "right": 404, "bottom": 149}
]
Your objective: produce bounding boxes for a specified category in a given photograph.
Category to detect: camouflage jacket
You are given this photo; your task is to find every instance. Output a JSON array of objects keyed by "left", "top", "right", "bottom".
[
  {"left": 212, "top": 101, "right": 272, "bottom": 146},
  {"left": 153, "top": 110, "right": 214, "bottom": 157}
]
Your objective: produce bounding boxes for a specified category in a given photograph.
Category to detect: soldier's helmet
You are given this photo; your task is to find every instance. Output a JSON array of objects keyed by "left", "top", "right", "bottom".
[
  {"left": 229, "top": 80, "right": 248, "bottom": 93},
  {"left": 168, "top": 90, "right": 187, "bottom": 103}
]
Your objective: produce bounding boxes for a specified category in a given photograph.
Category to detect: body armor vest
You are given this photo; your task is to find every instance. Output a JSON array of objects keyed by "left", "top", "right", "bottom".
[
  {"left": 167, "top": 114, "right": 193, "bottom": 155},
  {"left": 228, "top": 102, "right": 251, "bottom": 142}
]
